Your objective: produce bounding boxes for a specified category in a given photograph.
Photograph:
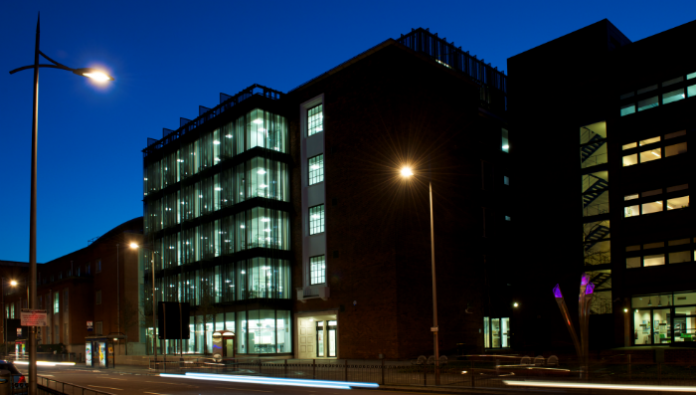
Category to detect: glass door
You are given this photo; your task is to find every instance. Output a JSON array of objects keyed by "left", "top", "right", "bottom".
[
  {"left": 328, "top": 320, "right": 337, "bottom": 357},
  {"left": 674, "top": 305, "right": 696, "bottom": 343},
  {"left": 652, "top": 308, "right": 670, "bottom": 344},
  {"left": 633, "top": 309, "right": 652, "bottom": 345},
  {"left": 501, "top": 318, "right": 510, "bottom": 348},
  {"left": 491, "top": 318, "right": 501, "bottom": 348},
  {"left": 316, "top": 321, "right": 324, "bottom": 357}
]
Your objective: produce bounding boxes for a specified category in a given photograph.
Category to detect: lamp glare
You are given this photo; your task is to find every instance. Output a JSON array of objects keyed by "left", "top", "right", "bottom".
[{"left": 401, "top": 167, "right": 414, "bottom": 177}]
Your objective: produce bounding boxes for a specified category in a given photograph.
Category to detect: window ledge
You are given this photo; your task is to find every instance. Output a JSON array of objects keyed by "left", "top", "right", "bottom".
[{"left": 296, "top": 285, "right": 330, "bottom": 303}]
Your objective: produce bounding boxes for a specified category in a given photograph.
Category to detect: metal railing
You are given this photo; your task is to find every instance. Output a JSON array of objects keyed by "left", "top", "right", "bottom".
[
  {"left": 37, "top": 376, "right": 115, "bottom": 395},
  {"left": 142, "top": 355, "right": 696, "bottom": 391}
]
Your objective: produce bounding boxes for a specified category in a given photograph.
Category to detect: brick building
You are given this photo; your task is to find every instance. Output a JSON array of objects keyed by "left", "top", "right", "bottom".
[
  {"left": 142, "top": 28, "right": 514, "bottom": 358},
  {"left": 3, "top": 217, "right": 144, "bottom": 357},
  {"left": 509, "top": 19, "right": 695, "bottom": 351}
]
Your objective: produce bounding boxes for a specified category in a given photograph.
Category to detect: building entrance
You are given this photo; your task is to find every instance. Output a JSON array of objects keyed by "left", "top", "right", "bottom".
[
  {"left": 297, "top": 313, "right": 337, "bottom": 359},
  {"left": 632, "top": 292, "right": 696, "bottom": 345}
]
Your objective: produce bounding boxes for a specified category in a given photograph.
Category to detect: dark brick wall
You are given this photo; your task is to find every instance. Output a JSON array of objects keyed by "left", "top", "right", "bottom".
[{"left": 287, "top": 43, "right": 509, "bottom": 358}]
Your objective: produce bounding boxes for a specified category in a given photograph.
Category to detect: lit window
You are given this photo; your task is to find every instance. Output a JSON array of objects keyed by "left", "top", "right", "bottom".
[
  {"left": 53, "top": 292, "right": 59, "bottom": 314},
  {"left": 503, "top": 176, "right": 509, "bottom": 185},
  {"left": 637, "top": 96, "right": 659, "bottom": 112},
  {"left": 641, "top": 189, "right": 662, "bottom": 197},
  {"left": 309, "top": 205, "right": 325, "bottom": 235},
  {"left": 639, "top": 148, "right": 661, "bottom": 163},
  {"left": 624, "top": 194, "right": 639, "bottom": 201},
  {"left": 639, "top": 136, "right": 660, "bottom": 146},
  {"left": 307, "top": 104, "right": 323, "bottom": 136},
  {"left": 310, "top": 255, "right": 326, "bottom": 285},
  {"left": 665, "top": 130, "right": 686, "bottom": 140},
  {"left": 622, "top": 142, "right": 637, "bottom": 150},
  {"left": 505, "top": 216, "right": 511, "bottom": 221},
  {"left": 626, "top": 245, "right": 641, "bottom": 252},
  {"left": 620, "top": 91, "right": 634, "bottom": 100},
  {"left": 620, "top": 104, "right": 635, "bottom": 116},
  {"left": 662, "top": 88, "right": 685, "bottom": 105},
  {"left": 687, "top": 72, "right": 696, "bottom": 80},
  {"left": 663, "top": 76, "right": 683, "bottom": 87},
  {"left": 624, "top": 205, "right": 640, "bottom": 218},
  {"left": 642, "top": 201, "right": 663, "bottom": 215},
  {"left": 688, "top": 84, "right": 696, "bottom": 98},
  {"left": 667, "top": 196, "right": 689, "bottom": 210},
  {"left": 626, "top": 257, "right": 641, "bottom": 269},
  {"left": 623, "top": 154, "right": 638, "bottom": 167},
  {"left": 308, "top": 154, "right": 324, "bottom": 185},
  {"left": 665, "top": 142, "right": 687, "bottom": 157},
  {"left": 501, "top": 128, "right": 509, "bottom": 153},
  {"left": 643, "top": 242, "right": 664, "bottom": 249},
  {"left": 668, "top": 238, "right": 690, "bottom": 246},
  {"left": 643, "top": 254, "right": 665, "bottom": 267},
  {"left": 637, "top": 85, "right": 657, "bottom": 95},
  {"left": 666, "top": 184, "right": 688, "bottom": 193},
  {"left": 669, "top": 251, "right": 691, "bottom": 264}
]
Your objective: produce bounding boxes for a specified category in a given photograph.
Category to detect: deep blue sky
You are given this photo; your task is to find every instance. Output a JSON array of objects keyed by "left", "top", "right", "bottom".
[{"left": 2, "top": 0, "right": 695, "bottom": 263}]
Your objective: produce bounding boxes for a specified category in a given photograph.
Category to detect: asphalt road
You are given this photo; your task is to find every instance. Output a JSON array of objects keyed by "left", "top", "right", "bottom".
[{"left": 22, "top": 365, "right": 511, "bottom": 395}]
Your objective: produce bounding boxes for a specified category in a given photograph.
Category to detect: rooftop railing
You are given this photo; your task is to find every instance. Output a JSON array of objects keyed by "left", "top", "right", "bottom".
[{"left": 143, "top": 84, "right": 284, "bottom": 158}]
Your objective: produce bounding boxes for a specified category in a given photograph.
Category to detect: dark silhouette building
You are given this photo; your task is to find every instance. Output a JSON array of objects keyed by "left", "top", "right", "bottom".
[{"left": 509, "top": 19, "right": 695, "bottom": 351}]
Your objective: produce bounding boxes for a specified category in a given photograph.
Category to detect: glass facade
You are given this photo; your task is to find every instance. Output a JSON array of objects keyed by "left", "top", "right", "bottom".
[
  {"left": 483, "top": 316, "right": 510, "bottom": 348},
  {"left": 632, "top": 292, "right": 696, "bottom": 345},
  {"left": 143, "top": 106, "right": 291, "bottom": 355}
]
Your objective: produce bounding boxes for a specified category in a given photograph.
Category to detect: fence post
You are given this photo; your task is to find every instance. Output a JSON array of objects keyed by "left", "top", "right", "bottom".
[
  {"left": 284, "top": 359, "right": 288, "bottom": 378},
  {"left": 658, "top": 362, "right": 662, "bottom": 386},
  {"left": 628, "top": 354, "right": 631, "bottom": 380},
  {"left": 471, "top": 361, "right": 475, "bottom": 388},
  {"left": 345, "top": 359, "right": 348, "bottom": 381},
  {"left": 313, "top": 359, "right": 316, "bottom": 380},
  {"left": 381, "top": 358, "right": 385, "bottom": 385}
]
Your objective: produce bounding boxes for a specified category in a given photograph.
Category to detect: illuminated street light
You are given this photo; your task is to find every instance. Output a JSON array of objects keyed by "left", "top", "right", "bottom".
[
  {"left": 400, "top": 166, "right": 440, "bottom": 384},
  {"left": 9, "top": 15, "right": 113, "bottom": 394},
  {"left": 10, "top": 280, "right": 18, "bottom": 287}
]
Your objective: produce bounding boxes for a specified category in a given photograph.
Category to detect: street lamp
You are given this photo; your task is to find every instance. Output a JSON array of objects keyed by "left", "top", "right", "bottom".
[
  {"left": 2, "top": 278, "right": 20, "bottom": 356},
  {"left": 400, "top": 166, "right": 440, "bottom": 385},
  {"left": 129, "top": 242, "right": 158, "bottom": 366},
  {"left": 9, "top": 15, "right": 113, "bottom": 394}
]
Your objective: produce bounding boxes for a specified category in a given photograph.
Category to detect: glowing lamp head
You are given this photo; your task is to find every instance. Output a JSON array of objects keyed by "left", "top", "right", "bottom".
[
  {"left": 73, "top": 68, "right": 114, "bottom": 83},
  {"left": 400, "top": 167, "right": 414, "bottom": 177},
  {"left": 513, "top": 302, "right": 519, "bottom": 308},
  {"left": 624, "top": 308, "right": 628, "bottom": 313},
  {"left": 129, "top": 242, "right": 139, "bottom": 249},
  {"left": 10, "top": 280, "right": 18, "bottom": 287}
]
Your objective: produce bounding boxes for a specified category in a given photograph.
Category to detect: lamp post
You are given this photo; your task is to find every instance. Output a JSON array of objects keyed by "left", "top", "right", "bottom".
[
  {"left": 2, "top": 278, "right": 20, "bottom": 356},
  {"left": 400, "top": 167, "right": 440, "bottom": 385},
  {"left": 9, "top": 15, "right": 113, "bottom": 394},
  {"left": 129, "top": 243, "right": 157, "bottom": 366}
]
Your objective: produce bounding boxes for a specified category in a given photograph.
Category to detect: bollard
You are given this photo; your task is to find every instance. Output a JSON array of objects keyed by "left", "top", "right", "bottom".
[
  {"left": 471, "top": 361, "right": 475, "bottom": 388},
  {"left": 381, "top": 358, "right": 385, "bottom": 385},
  {"left": 628, "top": 354, "right": 632, "bottom": 380}
]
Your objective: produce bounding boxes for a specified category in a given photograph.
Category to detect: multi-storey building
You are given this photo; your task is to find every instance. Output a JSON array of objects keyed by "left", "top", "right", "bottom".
[
  {"left": 142, "top": 28, "right": 514, "bottom": 358},
  {"left": 509, "top": 19, "right": 695, "bottom": 351},
  {"left": 3, "top": 218, "right": 144, "bottom": 357}
]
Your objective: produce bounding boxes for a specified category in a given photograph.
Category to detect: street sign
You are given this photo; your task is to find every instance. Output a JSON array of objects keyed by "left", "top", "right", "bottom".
[{"left": 20, "top": 309, "right": 47, "bottom": 327}]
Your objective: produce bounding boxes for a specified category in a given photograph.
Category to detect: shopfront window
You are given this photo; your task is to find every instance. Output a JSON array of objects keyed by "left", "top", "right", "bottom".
[
  {"left": 483, "top": 316, "right": 510, "bottom": 349},
  {"left": 327, "top": 320, "right": 337, "bottom": 357},
  {"left": 316, "top": 321, "right": 324, "bottom": 357},
  {"left": 631, "top": 293, "right": 696, "bottom": 345}
]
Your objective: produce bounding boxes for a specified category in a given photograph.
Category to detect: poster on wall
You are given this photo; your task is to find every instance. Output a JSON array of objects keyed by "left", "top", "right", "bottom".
[
  {"left": 85, "top": 343, "right": 93, "bottom": 367},
  {"left": 98, "top": 342, "right": 107, "bottom": 367}
]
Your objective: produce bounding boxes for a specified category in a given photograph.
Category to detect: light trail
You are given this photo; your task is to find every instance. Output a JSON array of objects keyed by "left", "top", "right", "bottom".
[
  {"left": 160, "top": 372, "right": 379, "bottom": 390},
  {"left": 504, "top": 380, "right": 696, "bottom": 392}
]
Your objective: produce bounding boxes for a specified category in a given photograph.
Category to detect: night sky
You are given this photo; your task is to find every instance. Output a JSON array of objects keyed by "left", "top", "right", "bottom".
[{"left": 2, "top": 0, "right": 695, "bottom": 263}]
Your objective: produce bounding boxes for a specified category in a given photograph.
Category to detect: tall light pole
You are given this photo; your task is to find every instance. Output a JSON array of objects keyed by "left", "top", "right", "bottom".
[
  {"left": 401, "top": 166, "right": 440, "bottom": 385},
  {"left": 9, "top": 15, "right": 113, "bottom": 394},
  {"left": 130, "top": 243, "right": 157, "bottom": 366}
]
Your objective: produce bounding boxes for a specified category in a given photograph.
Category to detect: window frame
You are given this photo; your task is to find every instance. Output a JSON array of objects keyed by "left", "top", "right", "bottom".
[
  {"left": 309, "top": 205, "right": 325, "bottom": 235},
  {"left": 308, "top": 154, "right": 324, "bottom": 186},
  {"left": 310, "top": 255, "right": 326, "bottom": 285}
]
